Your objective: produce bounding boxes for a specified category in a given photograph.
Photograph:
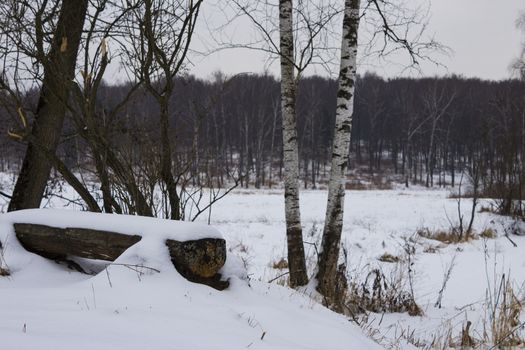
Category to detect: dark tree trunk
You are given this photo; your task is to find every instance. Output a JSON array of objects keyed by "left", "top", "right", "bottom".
[
  {"left": 159, "top": 98, "right": 181, "bottom": 220},
  {"left": 8, "top": 1, "right": 89, "bottom": 212}
]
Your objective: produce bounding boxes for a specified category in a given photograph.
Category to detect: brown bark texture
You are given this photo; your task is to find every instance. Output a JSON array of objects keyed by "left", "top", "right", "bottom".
[{"left": 8, "top": 1, "right": 89, "bottom": 212}]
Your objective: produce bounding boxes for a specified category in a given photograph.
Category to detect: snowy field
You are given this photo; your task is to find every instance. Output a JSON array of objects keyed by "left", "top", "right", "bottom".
[
  {"left": 1, "top": 176, "right": 525, "bottom": 349},
  {"left": 208, "top": 188, "right": 525, "bottom": 348}
]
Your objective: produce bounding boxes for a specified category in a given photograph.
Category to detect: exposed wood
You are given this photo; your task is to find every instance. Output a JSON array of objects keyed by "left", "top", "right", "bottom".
[
  {"left": 165, "top": 238, "right": 226, "bottom": 278},
  {"left": 13, "top": 223, "right": 228, "bottom": 290},
  {"left": 166, "top": 238, "right": 228, "bottom": 290},
  {"left": 14, "top": 224, "right": 142, "bottom": 261}
]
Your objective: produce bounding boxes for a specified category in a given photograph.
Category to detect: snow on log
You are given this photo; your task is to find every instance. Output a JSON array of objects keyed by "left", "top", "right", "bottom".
[{"left": 4, "top": 210, "right": 228, "bottom": 290}]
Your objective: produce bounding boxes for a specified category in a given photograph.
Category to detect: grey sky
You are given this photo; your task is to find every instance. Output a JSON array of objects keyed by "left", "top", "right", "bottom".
[
  {"left": 424, "top": 0, "right": 524, "bottom": 80},
  {"left": 189, "top": 0, "right": 525, "bottom": 81}
]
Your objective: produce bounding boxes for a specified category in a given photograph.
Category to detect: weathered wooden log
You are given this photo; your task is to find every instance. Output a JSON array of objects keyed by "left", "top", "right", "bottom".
[
  {"left": 14, "top": 224, "right": 142, "bottom": 261},
  {"left": 13, "top": 223, "right": 228, "bottom": 290}
]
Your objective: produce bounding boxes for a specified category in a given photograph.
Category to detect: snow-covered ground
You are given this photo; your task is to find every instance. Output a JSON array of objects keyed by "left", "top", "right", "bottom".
[
  {"left": 0, "top": 199, "right": 381, "bottom": 350},
  {"left": 208, "top": 188, "right": 525, "bottom": 348},
  {"left": 1, "top": 176, "right": 525, "bottom": 349}
]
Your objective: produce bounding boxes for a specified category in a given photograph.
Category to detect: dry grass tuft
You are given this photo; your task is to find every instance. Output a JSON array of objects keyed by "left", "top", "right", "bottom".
[
  {"left": 486, "top": 276, "right": 524, "bottom": 348},
  {"left": 443, "top": 320, "right": 481, "bottom": 349},
  {"left": 460, "top": 320, "right": 476, "bottom": 348},
  {"left": 346, "top": 269, "right": 422, "bottom": 317},
  {"left": 480, "top": 227, "right": 497, "bottom": 239},
  {"left": 377, "top": 253, "right": 400, "bottom": 263},
  {"left": 271, "top": 258, "right": 288, "bottom": 270},
  {"left": 417, "top": 227, "right": 476, "bottom": 244},
  {"left": 422, "top": 245, "right": 440, "bottom": 254}
]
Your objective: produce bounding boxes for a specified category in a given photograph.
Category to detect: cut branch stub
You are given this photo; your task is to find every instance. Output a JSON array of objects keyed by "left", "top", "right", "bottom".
[
  {"left": 13, "top": 223, "right": 229, "bottom": 290},
  {"left": 165, "top": 238, "right": 226, "bottom": 278}
]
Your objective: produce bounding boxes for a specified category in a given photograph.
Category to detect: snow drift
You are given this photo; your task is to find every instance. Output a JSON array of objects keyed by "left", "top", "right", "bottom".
[{"left": 0, "top": 209, "right": 382, "bottom": 350}]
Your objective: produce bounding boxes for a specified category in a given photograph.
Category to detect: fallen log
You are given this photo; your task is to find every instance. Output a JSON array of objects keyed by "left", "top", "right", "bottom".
[
  {"left": 14, "top": 223, "right": 141, "bottom": 261},
  {"left": 13, "top": 223, "right": 228, "bottom": 290}
]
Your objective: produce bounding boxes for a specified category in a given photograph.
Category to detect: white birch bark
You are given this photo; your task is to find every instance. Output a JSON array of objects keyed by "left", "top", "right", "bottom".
[
  {"left": 279, "top": 0, "right": 308, "bottom": 287},
  {"left": 317, "top": 0, "right": 361, "bottom": 299}
]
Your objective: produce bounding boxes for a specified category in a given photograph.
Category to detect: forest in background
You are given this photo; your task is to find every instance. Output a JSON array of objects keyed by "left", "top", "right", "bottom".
[{"left": 2, "top": 73, "right": 525, "bottom": 213}]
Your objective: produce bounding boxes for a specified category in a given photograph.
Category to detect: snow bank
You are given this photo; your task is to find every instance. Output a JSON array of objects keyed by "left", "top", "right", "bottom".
[
  {"left": 0, "top": 273, "right": 383, "bottom": 350},
  {"left": 0, "top": 209, "right": 382, "bottom": 350},
  {"left": 0, "top": 209, "right": 228, "bottom": 280}
]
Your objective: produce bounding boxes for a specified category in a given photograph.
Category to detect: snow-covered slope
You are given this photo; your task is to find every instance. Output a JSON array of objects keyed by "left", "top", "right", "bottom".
[
  {"left": 206, "top": 188, "right": 525, "bottom": 348},
  {"left": 0, "top": 210, "right": 382, "bottom": 350}
]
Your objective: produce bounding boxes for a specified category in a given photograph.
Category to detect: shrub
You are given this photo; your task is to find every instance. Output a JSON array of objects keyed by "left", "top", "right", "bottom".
[
  {"left": 346, "top": 268, "right": 422, "bottom": 317},
  {"left": 485, "top": 275, "right": 524, "bottom": 348}
]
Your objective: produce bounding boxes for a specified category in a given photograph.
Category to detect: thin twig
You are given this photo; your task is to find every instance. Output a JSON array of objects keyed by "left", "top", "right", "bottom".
[
  {"left": 268, "top": 271, "right": 289, "bottom": 283},
  {"left": 105, "top": 267, "right": 113, "bottom": 288},
  {"left": 0, "top": 190, "right": 12, "bottom": 199},
  {"left": 105, "top": 263, "right": 160, "bottom": 274},
  {"left": 504, "top": 233, "right": 518, "bottom": 248}
]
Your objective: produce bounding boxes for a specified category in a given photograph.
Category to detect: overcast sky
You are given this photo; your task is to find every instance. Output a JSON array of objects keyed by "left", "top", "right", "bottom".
[{"left": 188, "top": 0, "right": 525, "bottom": 81}]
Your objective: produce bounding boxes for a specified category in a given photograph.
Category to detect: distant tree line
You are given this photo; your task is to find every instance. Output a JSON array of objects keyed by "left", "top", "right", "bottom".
[{"left": 2, "top": 73, "right": 525, "bottom": 212}]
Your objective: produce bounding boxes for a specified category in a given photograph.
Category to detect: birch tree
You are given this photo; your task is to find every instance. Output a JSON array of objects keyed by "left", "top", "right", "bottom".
[
  {"left": 217, "top": 0, "right": 340, "bottom": 287},
  {"left": 317, "top": 0, "right": 445, "bottom": 302},
  {"left": 279, "top": 0, "right": 308, "bottom": 287},
  {"left": 316, "top": 0, "right": 361, "bottom": 301}
]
